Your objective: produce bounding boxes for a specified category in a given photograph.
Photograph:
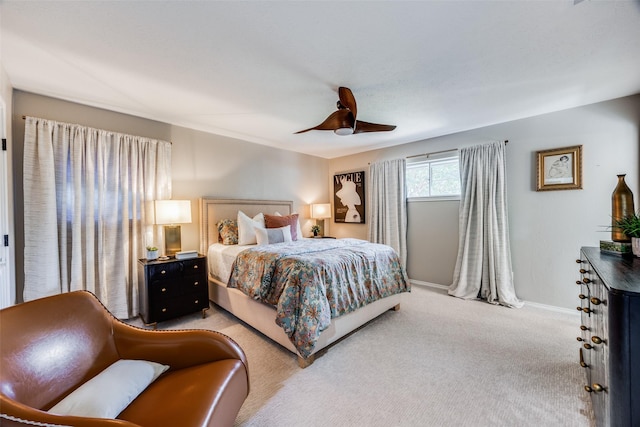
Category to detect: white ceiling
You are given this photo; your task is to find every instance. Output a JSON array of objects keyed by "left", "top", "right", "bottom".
[{"left": 2, "top": 1, "right": 640, "bottom": 159}]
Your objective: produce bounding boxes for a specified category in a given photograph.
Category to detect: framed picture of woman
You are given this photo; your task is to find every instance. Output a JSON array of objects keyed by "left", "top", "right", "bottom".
[
  {"left": 536, "top": 145, "right": 583, "bottom": 191},
  {"left": 333, "top": 171, "right": 365, "bottom": 223}
]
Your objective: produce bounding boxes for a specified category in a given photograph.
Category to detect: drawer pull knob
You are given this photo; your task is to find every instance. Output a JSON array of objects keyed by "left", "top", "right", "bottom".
[
  {"left": 576, "top": 259, "right": 584, "bottom": 263},
  {"left": 583, "top": 343, "right": 593, "bottom": 350},
  {"left": 579, "top": 348, "right": 588, "bottom": 368},
  {"left": 194, "top": 281, "right": 199, "bottom": 286},
  {"left": 194, "top": 300, "right": 199, "bottom": 304},
  {"left": 590, "top": 297, "right": 602, "bottom": 305},
  {"left": 162, "top": 308, "right": 167, "bottom": 312},
  {"left": 161, "top": 288, "right": 166, "bottom": 292},
  {"left": 591, "top": 336, "right": 603, "bottom": 345},
  {"left": 193, "top": 265, "right": 198, "bottom": 269},
  {"left": 591, "top": 383, "right": 604, "bottom": 393},
  {"left": 578, "top": 294, "right": 587, "bottom": 300},
  {"left": 161, "top": 270, "right": 166, "bottom": 275},
  {"left": 582, "top": 278, "right": 591, "bottom": 284},
  {"left": 580, "top": 325, "right": 589, "bottom": 331},
  {"left": 579, "top": 268, "right": 588, "bottom": 274}
]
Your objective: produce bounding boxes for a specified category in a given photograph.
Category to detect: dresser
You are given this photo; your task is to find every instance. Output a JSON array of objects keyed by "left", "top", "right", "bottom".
[
  {"left": 576, "top": 247, "right": 640, "bottom": 427},
  {"left": 137, "top": 255, "right": 208, "bottom": 326}
]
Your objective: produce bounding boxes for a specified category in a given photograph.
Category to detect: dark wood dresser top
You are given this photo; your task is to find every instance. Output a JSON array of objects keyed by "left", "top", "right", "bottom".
[{"left": 581, "top": 247, "right": 640, "bottom": 294}]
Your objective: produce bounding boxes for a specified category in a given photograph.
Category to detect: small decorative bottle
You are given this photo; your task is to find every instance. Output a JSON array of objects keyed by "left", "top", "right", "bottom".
[{"left": 612, "top": 174, "right": 635, "bottom": 242}]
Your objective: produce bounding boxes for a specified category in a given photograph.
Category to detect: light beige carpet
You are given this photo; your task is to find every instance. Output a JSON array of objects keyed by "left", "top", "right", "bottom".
[{"left": 129, "top": 286, "right": 594, "bottom": 427}]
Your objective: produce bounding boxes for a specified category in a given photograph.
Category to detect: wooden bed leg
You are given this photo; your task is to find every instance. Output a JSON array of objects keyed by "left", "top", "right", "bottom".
[
  {"left": 392, "top": 304, "right": 400, "bottom": 311},
  {"left": 298, "top": 354, "right": 315, "bottom": 368}
]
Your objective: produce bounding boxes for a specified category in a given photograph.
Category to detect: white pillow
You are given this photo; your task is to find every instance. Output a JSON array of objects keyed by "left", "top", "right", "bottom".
[
  {"left": 255, "top": 225, "right": 292, "bottom": 245},
  {"left": 48, "top": 359, "right": 169, "bottom": 419},
  {"left": 237, "top": 211, "right": 265, "bottom": 245},
  {"left": 274, "top": 211, "right": 303, "bottom": 241}
]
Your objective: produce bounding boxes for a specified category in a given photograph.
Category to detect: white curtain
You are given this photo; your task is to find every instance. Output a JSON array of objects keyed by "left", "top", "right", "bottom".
[
  {"left": 449, "top": 141, "right": 523, "bottom": 308},
  {"left": 23, "top": 117, "right": 172, "bottom": 318},
  {"left": 367, "top": 159, "right": 407, "bottom": 268}
]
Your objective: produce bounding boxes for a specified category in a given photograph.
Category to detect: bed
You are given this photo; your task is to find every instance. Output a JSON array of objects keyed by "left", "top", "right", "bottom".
[{"left": 199, "top": 198, "right": 410, "bottom": 367}]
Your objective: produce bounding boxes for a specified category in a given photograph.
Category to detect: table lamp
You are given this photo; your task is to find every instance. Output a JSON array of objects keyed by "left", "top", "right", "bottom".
[
  {"left": 154, "top": 200, "right": 192, "bottom": 256},
  {"left": 310, "top": 203, "right": 331, "bottom": 236}
]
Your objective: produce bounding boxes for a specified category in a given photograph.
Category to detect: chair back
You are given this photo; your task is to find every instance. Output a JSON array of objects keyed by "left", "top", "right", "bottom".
[{"left": 0, "top": 291, "right": 120, "bottom": 410}]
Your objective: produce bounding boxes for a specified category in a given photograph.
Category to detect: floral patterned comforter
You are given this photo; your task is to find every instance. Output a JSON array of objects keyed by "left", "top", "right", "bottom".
[{"left": 227, "top": 238, "right": 410, "bottom": 357}]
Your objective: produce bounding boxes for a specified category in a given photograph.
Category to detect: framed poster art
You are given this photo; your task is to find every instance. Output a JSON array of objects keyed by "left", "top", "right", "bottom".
[
  {"left": 536, "top": 145, "right": 583, "bottom": 191},
  {"left": 333, "top": 171, "right": 365, "bottom": 223}
]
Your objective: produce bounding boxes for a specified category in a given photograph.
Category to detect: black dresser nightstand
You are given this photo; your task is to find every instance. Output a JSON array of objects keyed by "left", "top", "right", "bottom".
[{"left": 137, "top": 255, "right": 208, "bottom": 326}]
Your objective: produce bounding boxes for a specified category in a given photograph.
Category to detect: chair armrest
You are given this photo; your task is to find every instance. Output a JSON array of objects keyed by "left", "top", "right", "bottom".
[
  {"left": 1, "top": 397, "right": 140, "bottom": 427},
  {"left": 112, "top": 320, "right": 249, "bottom": 372}
]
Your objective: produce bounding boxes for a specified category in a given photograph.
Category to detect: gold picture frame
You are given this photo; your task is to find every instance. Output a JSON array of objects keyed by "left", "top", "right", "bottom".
[{"left": 536, "top": 145, "right": 583, "bottom": 191}]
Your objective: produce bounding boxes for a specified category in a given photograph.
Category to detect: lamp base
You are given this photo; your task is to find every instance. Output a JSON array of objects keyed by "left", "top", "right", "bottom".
[{"left": 164, "top": 225, "right": 182, "bottom": 256}]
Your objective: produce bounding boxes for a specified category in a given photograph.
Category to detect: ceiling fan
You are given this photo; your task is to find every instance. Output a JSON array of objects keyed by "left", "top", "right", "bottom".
[{"left": 295, "top": 87, "right": 396, "bottom": 135}]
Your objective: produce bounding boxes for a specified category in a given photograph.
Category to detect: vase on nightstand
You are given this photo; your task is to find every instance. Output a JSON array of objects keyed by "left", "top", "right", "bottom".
[{"left": 612, "top": 174, "right": 635, "bottom": 242}]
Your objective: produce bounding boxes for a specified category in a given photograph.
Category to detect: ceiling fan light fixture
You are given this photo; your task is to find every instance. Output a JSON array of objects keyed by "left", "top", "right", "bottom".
[
  {"left": 295, "top": 87, "right": 395, "bottom": 135},
  {"left": 334, "top": 127, "right": 354, "bottom": 136}
]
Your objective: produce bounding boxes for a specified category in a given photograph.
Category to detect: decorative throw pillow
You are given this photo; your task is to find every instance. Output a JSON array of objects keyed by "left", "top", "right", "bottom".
[
  {"left": 237, "top": 211, "right": 265, "bottom": 245},
  {"left": 255, "top": 225, "right": 292, "bottom": 245},
  {"left": 48, "top": 359, "right": 169, "bottom": 419},
  {"left": 274, "top": 211, "right": 303, "bottom": 240},
  {"left": 216, "top": 219, "right": 238, "bottom": 245},
  {"left": 265, "top": 213, "right": 300, "bottom": 240}
]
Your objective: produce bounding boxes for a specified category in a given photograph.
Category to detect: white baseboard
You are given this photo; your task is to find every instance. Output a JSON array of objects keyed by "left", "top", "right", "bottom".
[
  {"left": 410, "top": 279, "right": 449, "bottom": 291},
  {"left": 409, "top": 278, "right": 579, "bottom": 317},
  {"left": 523, "top": 300, "right": 580, "bottom": 316}
]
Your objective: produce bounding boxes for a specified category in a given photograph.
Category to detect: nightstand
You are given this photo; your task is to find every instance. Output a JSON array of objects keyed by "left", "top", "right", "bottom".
[{"left": 137, "top": 255, "right": 208, "bottom": 326}]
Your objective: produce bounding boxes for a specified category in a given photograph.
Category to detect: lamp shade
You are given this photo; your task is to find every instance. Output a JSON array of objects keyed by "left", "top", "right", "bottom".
[
  {"left": 310, "top": 203, "right": 331, "bottom": 219},
  {"left": 154, "top": 200, "right": 192, "bottom": 225}
]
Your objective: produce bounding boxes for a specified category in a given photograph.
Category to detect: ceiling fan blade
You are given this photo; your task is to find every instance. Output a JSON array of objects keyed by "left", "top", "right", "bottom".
[
  {"left": 338, "top": 87, "right": 357, "bottom": 119},
  {"left": 353, "top": 120, "right": 396, "bottom": 134},
  {"left": 294, "top": 110, "right": 354, "bottom": 134}
]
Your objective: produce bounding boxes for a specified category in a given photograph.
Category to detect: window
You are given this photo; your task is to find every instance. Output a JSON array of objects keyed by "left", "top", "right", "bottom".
[{"left": 406, "top": 153, "right": 461, "bottom": 200}]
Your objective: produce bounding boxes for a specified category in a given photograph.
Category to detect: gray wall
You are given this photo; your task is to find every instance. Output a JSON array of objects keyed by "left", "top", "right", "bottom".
[
  {"left": 330, "top": 94, "right": 640, "bottom": 310},
  {"left": 11, "top": 90, "right": 329, "bottom": 302},
  {"left": 9, "top": 90, "right": 640, "bottom": 310}
]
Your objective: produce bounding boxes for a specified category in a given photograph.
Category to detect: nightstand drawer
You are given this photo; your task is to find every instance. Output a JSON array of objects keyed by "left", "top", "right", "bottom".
[
  {"left": 149, "top": 275, "right": 206, "bottom": 299},
  {"left": 147, "top": 258, "right": 205, "bottom": 281},
  {"left": 151, "top": 294, "right": 209, "bottom": 323}
]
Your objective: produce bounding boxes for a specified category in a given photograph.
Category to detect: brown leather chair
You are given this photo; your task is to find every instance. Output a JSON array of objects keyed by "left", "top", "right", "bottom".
[{"left": 0, "top": 290, "right": 249, "bottom": 427}]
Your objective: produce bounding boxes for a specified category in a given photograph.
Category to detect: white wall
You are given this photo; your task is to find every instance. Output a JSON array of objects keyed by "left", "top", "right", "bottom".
[
  {"left": 330, "top": 95, "right": 640, "bottom": 310},
  {"left": 0, "top": 61, "right": 15, "bottom": 306}
]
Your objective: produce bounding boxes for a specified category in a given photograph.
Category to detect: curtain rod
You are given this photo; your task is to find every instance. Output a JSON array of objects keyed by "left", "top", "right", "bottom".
[
  {"left": 406, "top": 140, "right": 508, "bottom": 160},
  {"left": 21, "top": 115, "right": 172, "bottom": 144},
  {"left": 406, "top": 148, "right": 457, "bottom": 159}
]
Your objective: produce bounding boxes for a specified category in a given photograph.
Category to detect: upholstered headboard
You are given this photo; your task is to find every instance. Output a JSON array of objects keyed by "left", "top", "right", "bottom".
[{"left": 199, "top": 198, "right": 293, "bottom": 254}]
